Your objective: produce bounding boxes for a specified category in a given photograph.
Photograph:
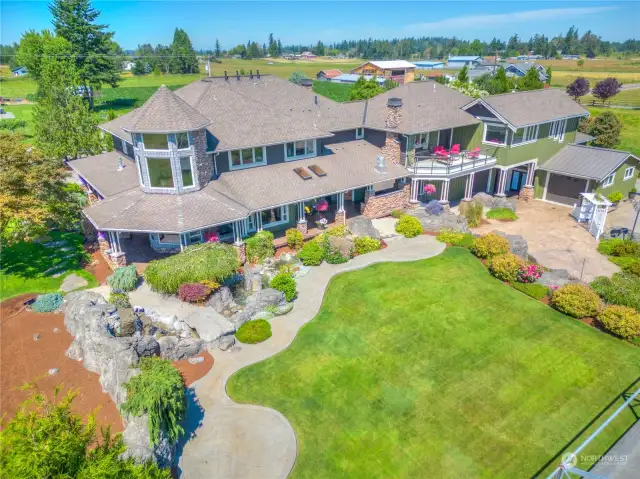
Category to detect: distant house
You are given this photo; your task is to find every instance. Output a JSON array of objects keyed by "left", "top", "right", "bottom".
[
  {"left": 316, "top": 69, "right": 343, "bottom": 81},
  {"left": 330, "top": 74, "right": 386, "bottom": 85},
  {"left": 122, "top": 61, "right": 136, "bottom": 71},
  {"left": 301, "top": 51, "right": 317, "bottom": 59},
  {"left": 446, "top": 56, "right": 482, "bottom": 69},
  {"left": 412, "top": 60, "right": 445, "bottom": 70},
  {"left": 561, "top": 54, "right": 580, "bottom": 60},
  {"left": 11, "top": 66, "right": 28, "bottom": 76},
  {"left": 516, "top": 55, "right": 543, "bottom": 61},
  {"left": 505, "top": 62, "right": 548, "bottom": 82},
  {"left": 350, "top": 60, "right": 416, "bottom": 84}
]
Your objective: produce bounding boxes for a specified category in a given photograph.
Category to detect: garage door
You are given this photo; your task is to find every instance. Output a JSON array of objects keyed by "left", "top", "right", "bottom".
[{"left": 546, "top": 174, "right": 587, "bottom": 206}]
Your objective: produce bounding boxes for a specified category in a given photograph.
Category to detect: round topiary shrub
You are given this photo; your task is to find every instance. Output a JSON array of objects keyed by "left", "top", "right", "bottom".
[
  {"left": 551, "top": 284, "right": 602, "bottom": 318},
  {"left": 285, "top": 228, "right": 304, "bottom": 250},
  {"left": 178, "top": 283, "right": 212, "bottom": 303},
  {"left": 236, "top": 319, "right": 272, "bottom": 344},
  {"left": 297, "top": 241, "right": 324, "bottom": 266},
  {"left": 31, "top": 293, "right": 63, "bottom": 313},
  {"left": 107, "top": 264, "right": 138, "bottom": 292},
  {"left": 471, "top": 233, "right": 509, "bottom": 259},
  {"left": 270, "top": 272, "right": 296, "bottom": 301},
  {"left": 597, "top": 305, "right": 640, "bottom": 340},
  {"left": 488, "top": 253, "right": 525, "bottom": 283},
  {"left": 245, "top": 230, "right": 275, "bottom": 263},
  {"left": 144, "top": 242, "right": 239, "bottom": 295},
  {"left": 354, "top": 236, "right": 381, "bottom": 255},
  {"left": 395, "top": 215, "right": 423, "bottom": 238}
]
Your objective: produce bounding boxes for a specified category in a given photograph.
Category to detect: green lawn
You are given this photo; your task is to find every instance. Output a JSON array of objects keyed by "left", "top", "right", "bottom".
[
  {"left": 312, "top": 81, "right": 353, "bottom": 102},
  {"left": 587, "top": 107, "right": 640, "bottom": 156},
  {"left": 228, "top": 248, "right": 640, "bottom": 478},
  {"left": 0, "top": 231, "right": 97, "bottom": 301},
  {"left": 2, "top": 104, "right": 34, "bottom": 140}
]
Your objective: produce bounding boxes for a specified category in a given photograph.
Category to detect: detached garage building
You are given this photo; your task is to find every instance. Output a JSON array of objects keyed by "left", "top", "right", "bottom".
[{"left": 538, "top": 145, "right": 639, "bottom": 206}]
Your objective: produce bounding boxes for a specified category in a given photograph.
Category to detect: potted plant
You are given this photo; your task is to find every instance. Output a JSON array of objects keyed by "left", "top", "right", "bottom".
[{"left": 629, "top": 188, "right": 637, "bottom": 200}]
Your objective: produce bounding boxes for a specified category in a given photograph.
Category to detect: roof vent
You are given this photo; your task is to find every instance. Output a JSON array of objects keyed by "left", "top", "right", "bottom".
[
  {"left": 375, "top": 155, "right": 388, "bottom": 174},
  {"left": 387, "top": 97, "right": 402, "bottom": 108}
]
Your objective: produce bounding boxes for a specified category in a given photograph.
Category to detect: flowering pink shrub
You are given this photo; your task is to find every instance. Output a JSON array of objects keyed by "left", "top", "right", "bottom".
[
  {"left": 516, "top": 264, "right": 544, "bottom": 284},
  {"left": 316, "top": 199, "right": 329, "bottom": 212},
  {"left": 204, "top": 231, "right": 219, "bottom": 242},
  {"left": 423, "top": 183, "right": 437, "bottom": 195},
  {"left": 178, "top": 283, "right": 212, "bottom": 303}
]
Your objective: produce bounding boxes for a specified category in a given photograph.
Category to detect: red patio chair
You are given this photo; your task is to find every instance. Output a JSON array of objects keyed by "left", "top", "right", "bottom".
[
  {"left": 450, "top": 144, "right": 460, "bottom": 154},
  {"left": 468, "top": 147, "right": 481, "bottom": 158}
]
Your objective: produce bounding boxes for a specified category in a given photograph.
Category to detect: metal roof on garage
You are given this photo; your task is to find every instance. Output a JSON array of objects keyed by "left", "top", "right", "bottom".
[{"left": 539, "top": 145, "right": 638, "bottom": 181}]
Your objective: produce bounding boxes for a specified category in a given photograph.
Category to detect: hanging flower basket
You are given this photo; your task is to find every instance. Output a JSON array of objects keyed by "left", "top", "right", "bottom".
[
  {"left": 204, "top": 231, "right": 219, "bottom": 243},
  {"left": 423, "top": 183, "right": 437, "bottom": 196},
  {"left": 315, "top": 199, "right": 329, "bottom": 212}
]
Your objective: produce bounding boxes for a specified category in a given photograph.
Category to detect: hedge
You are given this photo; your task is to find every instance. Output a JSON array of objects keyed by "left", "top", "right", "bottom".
[{"left": 597, "top": 305, "right": 640, "bottom": 340}]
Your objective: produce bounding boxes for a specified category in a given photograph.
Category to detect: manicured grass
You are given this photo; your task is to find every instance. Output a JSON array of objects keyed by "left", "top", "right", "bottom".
[
  {"left": 1, "top": 104, "right": 34, "bottom": 140},
  {"left": 312, "top": 81, "right": 353, "bottom": 102},
  {"left": 486, "top": 207, "right": 518, "bottom": 221},
  {"left": 587, "top": 107, "right": 640, "bottom": 157},
  {"left": 581, "top": 88, "right": 640, "bottom": 107},
  {"left": 0, "top": 231, "right": 95, "bottom": 301},
  {"left": 228, "top": 248, "right": 640, "bottom": 478}
]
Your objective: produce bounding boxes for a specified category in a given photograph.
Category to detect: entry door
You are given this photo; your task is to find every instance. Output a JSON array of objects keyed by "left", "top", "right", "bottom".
[{"left": 510, "top": 171, "right": 527, "bottom": 191}]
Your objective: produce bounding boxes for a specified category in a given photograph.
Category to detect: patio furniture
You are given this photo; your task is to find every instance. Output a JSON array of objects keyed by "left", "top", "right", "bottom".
[{"left": 468, "top": 147, "right": 481, "bottom": 158}]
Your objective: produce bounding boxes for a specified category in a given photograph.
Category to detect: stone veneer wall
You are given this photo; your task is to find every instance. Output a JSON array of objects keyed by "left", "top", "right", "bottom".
[
  {"left": 361, "top": 184, "right": 410, "bottom": 218},
  {"left": 381, "top": 132, "right": 401, "bottom": 165},
  {"left": 192, "top": 129, "right": 212, "bottom": 186}
]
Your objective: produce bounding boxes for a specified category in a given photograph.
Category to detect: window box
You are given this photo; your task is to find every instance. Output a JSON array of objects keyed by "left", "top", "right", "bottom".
[
  {"left": 624, "top": 167, "right": 635, "bottom": 180},
  {"left": 483, "top": 123, "right": 507, "bottom": 146},
  {"left": 285, "top": 140, "right": 316, "bottom": 161},
  {"left": 228, "top": 147, "right": 266, "bottom": 170}
]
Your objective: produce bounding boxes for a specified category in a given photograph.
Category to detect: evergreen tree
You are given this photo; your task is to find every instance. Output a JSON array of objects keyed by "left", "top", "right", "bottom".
[
  {"left": 48, "top": 0, "right": 121, "bottom": 107},
  {"left": 545, "top": 66, "right": 552, "bottom": 86},
  {"left": 349, "top": 76, "right": 384, "bottom": 100},
  {"left": 457, "top": 65, "right": 469, "bottom": 83},
  {"left": 268, "top": 33, "right": 278, "bottom": 57},
  {"left": 494, "top": 66, "right": 511, "bottom": 93},
  {"left": 586, "top": 111, "right": 622, "bottom": 148},
  {"left": 277, "top": 38, "right": 282, "bottom": 55},
  {"left": 518, "top": 67, "right": 544, "bottom": 91},
  {"left": 215, "top": 38, "right": 221, "bottom": 57},
  {"left": 262, "top": 43, "right": 267, "bottom": 57},
  {"left": 169, "top": 28, "right": 199, "bottom": 73}
]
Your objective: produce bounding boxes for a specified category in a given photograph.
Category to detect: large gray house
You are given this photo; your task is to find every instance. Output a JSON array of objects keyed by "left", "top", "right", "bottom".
[{"left": 68, "top": 74, "right": 639, "bottom": 267}]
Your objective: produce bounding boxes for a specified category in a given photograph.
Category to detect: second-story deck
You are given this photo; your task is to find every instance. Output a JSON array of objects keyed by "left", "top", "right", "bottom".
[{"left": 406, "top": 147, "right": 497, "bottom": 178}]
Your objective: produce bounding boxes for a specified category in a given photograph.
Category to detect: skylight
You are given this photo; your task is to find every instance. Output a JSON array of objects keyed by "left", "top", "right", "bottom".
[
  {"left": 308, "top": 165, "right": 327, "bottom": 177},
  {"left": 293, "top": 167, "right": 312, "bottom": 180}
]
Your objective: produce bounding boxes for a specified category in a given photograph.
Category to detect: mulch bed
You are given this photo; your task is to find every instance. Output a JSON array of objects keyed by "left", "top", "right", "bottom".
[
  {"left": 173, "top": 351, "right": 214, "bottom": 387},
  {"left": 84, "top": 249, "right": 112, "bottom": 286}
]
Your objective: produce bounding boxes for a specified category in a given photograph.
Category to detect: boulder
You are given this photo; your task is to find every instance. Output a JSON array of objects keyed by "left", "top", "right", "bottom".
[
  {"left": 494, "top": 196, "right": 517, "bottom": 212},
  {"left": 328, "top": 236, "right": 354, "bottom": 258},
  {"left": 229, "top": 288, "right": 284, "bottom": 327},
  {"left": 472, "top": 192, "right": 517, "bottom": 212},
  {"left": 493, "top": 231, "right": 528, "bottom": 260},
  {"left": 536, "top": 269, "right": 582, "bottom": 288},
  {"left": 122, "top": 414, "right": 174, "bottom": 467},
  {"left": 424, "top": 200, "right": 444, "bottom": 216},
  {"left": 251, "top": 311, "right": 275, "bottom": 321},
  {"left": 181, "top": 309, "right": 235, "bottom": 343},
  {"left": 346, "top": 216, "right": 380, "bottom": 240},
  {"left": 408, "top": 209, "right": 470, "bottom": 233},
  {"left": 205, "top": 286, "right": 234, "bottom": 313},
  {"left": 218, "top": 335, "right": 235, "bottom": 351},
  {"left": 131, "top": 336, "right": 160, "bottom": 358},
  {"left": 274, "top": 303, "right": 294, "bottom": 316},
  {"left": 472, "top": 192, "right": 495, "bottom": 208},
  {"left": 116, "top": 309, "right": 137, "bottom": 337}
]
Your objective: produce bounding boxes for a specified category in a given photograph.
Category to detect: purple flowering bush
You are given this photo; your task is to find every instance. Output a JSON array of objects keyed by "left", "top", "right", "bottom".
[
  {"left": 178, "top": 283, "right": 212, "bottom": 303},
  {"left": 516, "top": 264, "right": 544, "bottom": 283}
]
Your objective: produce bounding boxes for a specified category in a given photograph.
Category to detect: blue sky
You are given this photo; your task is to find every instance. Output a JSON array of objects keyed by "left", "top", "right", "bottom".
[{"left": 2, "top": 1, "right": 638, "bottom": 50}]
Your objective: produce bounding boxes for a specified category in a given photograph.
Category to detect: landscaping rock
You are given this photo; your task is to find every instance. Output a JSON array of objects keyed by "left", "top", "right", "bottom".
[
  {"left": 472, "top": 192, "right": 517, "bottom": 212},
  {"left": 472, "top": 192, "right": 495, "bottom": 208},
  {"left": 53, "top": 327, "right": 60, "bottom": 333},
  {"left": 182, "top": 309, "right": 235, "bottom": 343},
  {"left": 205, "top": 286, "right": 234, "bottom": 313},
  {"left": 408, "top": 209, "right": 470, "bottom": 233},
  {"left": 131, "top": 336, "right": 160, "bottom": 358},
  {"left": 48, "top": 368, "right": 59, "bottom": 375},
  {"left": 494, "top": 196, "right": 517, "bottom": 212},
  {"left": 59, "top": 273, "right": 89, "bottom": 293},
  {"left": 251, "top": 311, "right": 275, "bottom": 321},
  {"left": 156, "top": 335, "right": 204, "bottom": 360},
  {"left": 116, "top": 309, "right": 137, "bottom": 336},
  {"left": 424, "top": 200, "right": 445, "bottom": 216},
  {"left": 33, "top": 333, "right": 40, "bottom": 341},
  {"left": 218, "top": 335, "right": 235, "bottom": 351},
  {"left": 535, "top": 269, "right": 582, "bottom": 288},
  {"left": 229, "top": 288, "right": 284, "bottom": 327},
  {"left": 328, "top": 236, "right": 354, "bottom": 257},
  {"left": 274, "top": 303, "right": 294, "bottom": 316},
  {"left": 494, "top": 231, "right": 528, "bottom": 260},
  {"left": 346, "top": 217, "right": 380, "bottom": 240},
  {"left": 66, "top": 340, "right": 83, "bottom": 361},
  {"left": 188, "top": 356, "right": 205, "bottom": 364},
  {"left": 122, "top": 414, "right": 173, "bottom": 468}
]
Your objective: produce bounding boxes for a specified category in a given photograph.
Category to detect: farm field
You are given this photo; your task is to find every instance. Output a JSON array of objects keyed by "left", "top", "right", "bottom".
[{"left": 580, "top": 88, "right": 640, "bottom": 107}]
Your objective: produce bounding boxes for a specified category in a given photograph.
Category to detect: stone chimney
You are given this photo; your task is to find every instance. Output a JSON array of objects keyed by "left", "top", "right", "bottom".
[
  {"left": 382, "top": 97, "right": 403, "bottom": 164},
  {"left": 385, "top": 97, "right": 403, "bottom": 129},
  {"left": 300, "top": 78, "right": 313, "bottom": 90}
]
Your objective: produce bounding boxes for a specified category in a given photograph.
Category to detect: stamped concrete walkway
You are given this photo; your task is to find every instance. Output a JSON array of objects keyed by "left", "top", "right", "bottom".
[{"left": 177, "top": 235, "right": 446, "bottom": 479}]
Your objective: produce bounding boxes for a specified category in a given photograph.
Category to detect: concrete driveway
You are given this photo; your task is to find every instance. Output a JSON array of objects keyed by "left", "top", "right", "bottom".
[{"left": 474, "top": 200, "right": 619, "bottom": 282}]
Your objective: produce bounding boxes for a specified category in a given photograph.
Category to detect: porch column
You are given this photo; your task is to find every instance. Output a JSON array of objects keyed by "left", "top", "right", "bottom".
[
  {"left": 495, "top": 168, "right": 507, "bottom": 197},
  {"left": 439, "top": 179, "right": 450, "bottom": 206},
  {"left": 334, "top": 192, "right": 346, "bottom": 225},
  {"left": 364, "top": 184, "right": 374, "bottom": 203},
  {"left": 410, "top": 178, "right": 420, "bottom": 204},
  {"left": 519, "top": 162, "right": 536, "bottom": 202},
  {"left": 525, "top": 162, "right": 536, "bottom": 187},
  {"left": 232, "top": 221, "right": 246, "bottom": 263},
  {"left": 296, "top": 201, "right": 307, "bottom": 235},
  {"left": 256, "top": 211, "right": 263, "bottom": 232},
  {"left": 97, "top": 231, "right": 111, "bottom": 255},
  {"left": 463, "top": 172, "right": 475, "bottom": 201}
]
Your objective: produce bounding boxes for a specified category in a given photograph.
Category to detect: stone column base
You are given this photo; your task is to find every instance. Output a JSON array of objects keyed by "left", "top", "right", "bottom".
[
  {"left": 334, "top": 210, "right": 346, "bottom": 225},
  {"left": 518, "top": 185, "right": 535, "bottom": 202},
  {"left": 297, "top": 220, "right": 308, "bottom": 235},
  {"left": 109, "top": 251, "right": 127, "bottom": 269},
  {"left": 234, "top": 242, "right": 246, "bottom": 264}
]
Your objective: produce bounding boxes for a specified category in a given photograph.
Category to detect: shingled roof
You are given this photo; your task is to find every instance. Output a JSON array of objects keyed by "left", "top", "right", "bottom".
[
  {"left": 67, "top": 151, "right": 139, "bottom": 198},
  {"left": 122, "top": 85, "right": 211, "bottom": 133},
  {"left": 539, "top": 145, "right": 638, "bottom": 181}
]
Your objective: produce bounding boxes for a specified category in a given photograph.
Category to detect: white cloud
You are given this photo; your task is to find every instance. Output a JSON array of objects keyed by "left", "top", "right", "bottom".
[{"left": 403, "top": 6, "right": 617, "bottom": 35}]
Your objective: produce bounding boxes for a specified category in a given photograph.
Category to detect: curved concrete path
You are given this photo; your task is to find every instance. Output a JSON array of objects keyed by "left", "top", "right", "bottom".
[{"left": 177, "top": 235, "right": 446, "bottom": 478}]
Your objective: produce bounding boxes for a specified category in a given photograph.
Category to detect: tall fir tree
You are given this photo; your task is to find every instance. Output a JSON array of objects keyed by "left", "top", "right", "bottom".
[
  {"left": 48, "top": 0, "right": 120, "bottom": 107},
  {"left": 169, "top": 28, "right": 199, "bottom": 73},
  {"left": 215, "top": 38, "right": 221, "bottom": 57},
  {"left": 277, "top": 38, "right": 282, "bottom": 55},
  {"left": 268, "top": 33, "right": 278, "bottom": 57}
]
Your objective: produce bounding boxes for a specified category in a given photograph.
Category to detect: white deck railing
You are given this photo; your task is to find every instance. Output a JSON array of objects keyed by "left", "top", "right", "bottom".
[{"left": 408, "top": 148, "right": 497, "bottom": 177}]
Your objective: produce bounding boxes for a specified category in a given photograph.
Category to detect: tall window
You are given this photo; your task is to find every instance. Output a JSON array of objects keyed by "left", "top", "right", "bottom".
[
  {"left": 176, "top": 132, "right": 190, "bottom": 149},
  {"left": 143, "top": 134, "right": 169, "bottom": 150},
  {"left": 229, "top": 147, "right": 266, "bottom": 170},
  {"left": 602, "top": 174, "right": 614, "bottom": 187},
  {"left": 512, "top": 125, "right": 539, "bottom": 145},
  {"left": 549, "top": 119, "right": 567, "bottom": 142},
  {"left": 624, "top": 167, "right": 635, "bottom": 180},
  {"left": 260, "top": 206, "right": 289, "bottom": 228},
  {"left": 147, "top": 157, "right": 174, "bottom": 188},
  {"left": 285, "top": 140, "right": 315, "bottom": 160},
  {"left": 483, "top": 124, "right": 507, "bottom": 146},
  {"left": 180, "top": 156, "right": 194, "bottom": 187}
]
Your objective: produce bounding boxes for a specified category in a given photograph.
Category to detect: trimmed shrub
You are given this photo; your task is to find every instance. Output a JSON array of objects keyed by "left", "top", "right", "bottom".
[
  {"left": 611, "top": 241, "right": 640, "bottom": 257},
  {"left": 436, "top": 228, "right": 475, "bottom": 248},
  {"left": 551, "top": 284, "right": 601, "bottom": 318},
  {"left": 623, "top": 261, "right": 640, "bottom": 276},
  {"left": 424, "top": 200, "right": 444, "bottom": 216},
  {"left": 108, "top": 292, "right": 131, "bottom": 309},
  {"left": 511, "top": 282, "right": 549, "bottom": 300},
  {"left": 121, "top": 357, "right": 186, "bottom": 446},
  {"left": 107, "top": 265, "right": 138, "bottom": 292},
  {"left": 327, "top": 225, "right": 348, "bottom": 237},
  {"left": 591, "top": 273, "right": 640, "bottom": 310},
  {"left": 488, "top": 253, "right": 525, "bottom": 283},
  {"left": 144, "top": 243, "right": 239, "bottom": 294},
  {"left": 297, "top": 241, "right": 324, "bottom": 266},
  {"left": 178, "top": 283, "right": 212, "bottom": 303},
  {"left": 391, "top": 209, "right": 404, "bottom": 219},
  {"left": 471, "top": 233, "right": 509, "bottom": 259},
  {"left": 245, "top": 230, "right": 275, "bottom": 263},
  {"left": 199, "top": 279, "right": 220, "bottom": 290},
  {"left": 597, "top": 305, "right": 640, "bottom": 340},
  {"left": 607, "top": 191, "right": 624, "bottom": 203},
  {"left": 460, "top": 200, "right": 483, "bottom": 227},
  {"left": 486, "top": 208, "right": 518, "bottom": 221},
  {"left": 354, "top": 236, "right": 381, "bottom": 255},
  {"left": 597, "top": 238, "right": 626, "bottom": 256},
  {"left": 395, "top": 215, "right": 423, "bottom": 238},
  {"left": 270, "top": 273, "right": 296, "bottom": 301},
  {"left": 516, "top": 264, "right": 544, "bottom": 283},
  {"left": 325, "top": 251, "right": 349, "bottom": 264},
  {"left": 236, "top": 319, "right": 272, "bottom": 344},
  {"left": 285, "top": 228, "right": 304, "bottom": 250},
  {"left": 31, "top": 293, "right": 63, "bottom": 313}
]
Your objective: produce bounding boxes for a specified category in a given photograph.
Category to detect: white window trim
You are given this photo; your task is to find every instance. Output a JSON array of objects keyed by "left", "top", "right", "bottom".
[
  {"left": 145, "top": 156, "right": 176, "bottom": 191},
  {"left": 549, "top": 119, "right": 567, "bottom": 142},
  {"left": 511, "top": 125, "right": 539, "bottom": 147},
  {"left": 141, "top": 134, "right": 170, "bottom": 152},
  {"left": 602, "top": 173, "right": 615, "bottom": 188},
  {"left": 355, "top": 128, "right": 364, "bottom": 140},
  {"left": 179, "top": 155, "right": 197, "bottom": 188},
  {"left": 284, "top": 139, "right": 317, "bottom": 161},
  {"left": 176, "top": 132, "right": 191, "bottom": 151},
  {"left": 228, "top": 147, "right": 267, "bottom": 171},
  {"left": 260, "top": 206, "right": 289, "bottom": 229},
  {"left": 157, "top": 233, "right": 181, "bottom": 245},
  {"left": 482, "top": 122, "right": 508, "bottom": 147},
  {"left": 134, "top": 154, "right": 144, "bottom": 187},
  {"left": 624, "top": 167, "right": 635, "bottom": 180}
]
